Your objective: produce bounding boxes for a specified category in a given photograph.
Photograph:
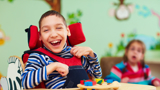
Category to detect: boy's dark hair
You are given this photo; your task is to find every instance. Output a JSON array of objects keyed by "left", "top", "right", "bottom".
[
  {"left": 122, "top": 39, "right": 148, "bottom": 79},
  {"left": 39, "top": 10, "right": 67, "bottom": 29}
]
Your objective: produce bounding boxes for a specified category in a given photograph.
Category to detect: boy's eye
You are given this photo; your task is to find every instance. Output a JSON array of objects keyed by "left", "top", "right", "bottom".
[
  {"left": 44, "top": 29, "right": 49, "bottom": 32},
  {"left": 56, "top": 27, "right": 63, "bottom": 29}
]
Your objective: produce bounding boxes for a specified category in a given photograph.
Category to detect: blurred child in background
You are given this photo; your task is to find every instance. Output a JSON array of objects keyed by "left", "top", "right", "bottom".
[{"left": 105, "top": 39, "right": 160, "bottom": 86}]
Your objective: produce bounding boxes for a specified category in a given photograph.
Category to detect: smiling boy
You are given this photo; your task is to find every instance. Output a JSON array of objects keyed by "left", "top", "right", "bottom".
[{"left": 21, "top": 10, "right": 102, "bottom": 89}]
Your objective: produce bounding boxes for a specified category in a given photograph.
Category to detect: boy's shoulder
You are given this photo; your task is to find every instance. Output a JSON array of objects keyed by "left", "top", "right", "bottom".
[
  {"left": 64, "top": 46, "right": 72, "bottom": 50},
  {"left": 29, "top": 52, "right": 49, "bottom": 59},
  {"left": 28, "top": 52, "right": 51, "bottom": 63},
  {"left": 30, "top": 52, "right": 41, "bottom": 56},
  {"left": 29, "top": 52, "right": 45, "bottom": 56}
]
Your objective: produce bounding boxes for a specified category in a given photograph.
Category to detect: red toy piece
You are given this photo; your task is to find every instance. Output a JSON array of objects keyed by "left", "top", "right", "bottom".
[
  {"left": 80, "top": 80, "right": 84, "bottom": 85},
  {"left": 80, "top": 80, "right": 96, "bottom": 85}
]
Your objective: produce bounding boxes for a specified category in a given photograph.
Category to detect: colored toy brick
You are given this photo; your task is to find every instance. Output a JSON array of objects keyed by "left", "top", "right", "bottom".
[
  {"left": 86, "top": 81, "right": 96, "bottom": 85},
  {"left": 84, "top": 81, "right": 93, "bottom": 86},
  {"left": 91, "top": 81, "right": 96, "bottom": 85},
  {"left": 80, "top": 80, "right": 84, "bottom": 85},
  {"left": 106, "top": 79, "right": 113, "bottom": 83},
  {"left": 95, "top": 78, "right": 104, "bottom": 84},
  {"left": 97, "top": 80, "right": 102, "bottom": 84},
  {"left": 85, "top": 80, "right": 92, "bottom": 82},
  {"left": 80, "top": 79, "right": 97, "bottom": 86}
]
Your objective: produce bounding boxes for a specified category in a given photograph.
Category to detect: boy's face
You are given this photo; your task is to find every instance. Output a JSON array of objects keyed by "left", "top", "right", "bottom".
[{"left": 39, "top": 15, "right": 70, "bottom": 53}]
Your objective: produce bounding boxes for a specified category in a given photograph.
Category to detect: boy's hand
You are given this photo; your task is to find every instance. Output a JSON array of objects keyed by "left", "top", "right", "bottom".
[
  {"left": 47, "top": 62, "right": 69, "bottom": 76},
  {"left": 71, "top": 46, "right": 95, "bottom": 58},
  {"left": 153, "top": 80, "right": 160, "bottom": 86},
  {"left": 121, "top": 77, "right": 129, "bottom": 83},
  {"left": 55, "top": 62, "right": 69, "bottom": 77}
]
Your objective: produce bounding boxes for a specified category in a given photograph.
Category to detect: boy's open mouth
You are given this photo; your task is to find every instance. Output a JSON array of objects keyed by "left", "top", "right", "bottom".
[{"left": 50, "top": 40, "right": 61, "bottom": 46}]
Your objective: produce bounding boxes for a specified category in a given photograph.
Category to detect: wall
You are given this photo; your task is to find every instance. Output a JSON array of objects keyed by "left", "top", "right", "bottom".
[
  {"left": 62, "top": 0, "right": 160, "bottom": 59},
  {"left": 0, "top": 0, "right": 50, "bottom": 76}
]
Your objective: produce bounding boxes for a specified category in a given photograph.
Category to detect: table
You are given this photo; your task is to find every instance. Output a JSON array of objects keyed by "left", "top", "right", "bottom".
[
  {"left": 157, "top": 86, "right": 160, "bottom": 90},
  {"left": 24, "top": 83, "right": 158, "bottom": 90}
]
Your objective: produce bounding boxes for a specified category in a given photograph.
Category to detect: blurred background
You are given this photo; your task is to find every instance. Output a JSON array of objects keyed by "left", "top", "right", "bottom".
[{"left": 0, "top": 0, "right": 160, "bottom": 77}]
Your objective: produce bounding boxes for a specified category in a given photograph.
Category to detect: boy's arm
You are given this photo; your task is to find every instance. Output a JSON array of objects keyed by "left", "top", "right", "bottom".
[
  {"left": 70, "top": 46, "right": 102, "bottom": 78},
  {"left": 46, "top": 62, "right": 68, "bottom": 77},
  {"left": 82, "top": 53, "right": 102, "bottom": 78},
  {"left": 21, "top": 53, "right": 48, "bottom": 89},
  {"left": 22, "top": 53, "right": 69, "bottom": 89}
]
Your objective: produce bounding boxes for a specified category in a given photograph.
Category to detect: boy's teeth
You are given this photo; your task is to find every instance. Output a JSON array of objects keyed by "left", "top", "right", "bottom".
[{"left": 52, "top": 41, "right": 59, "bottom": 43}]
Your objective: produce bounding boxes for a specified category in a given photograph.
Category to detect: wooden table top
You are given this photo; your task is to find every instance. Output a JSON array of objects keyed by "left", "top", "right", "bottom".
[
  {"left": 24, "top": 83, "right": 159, "bottom": 90},
  {"left": 157, "top": 86, "right": 160, "bottom": 90}
]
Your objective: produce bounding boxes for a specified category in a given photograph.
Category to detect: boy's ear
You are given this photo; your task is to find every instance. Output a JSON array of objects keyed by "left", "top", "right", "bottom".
[
  {"left": 39, "top": 32, "right": 42, "bottom": 41},
  {"left": 67, "top": 27, "right": 71, "bottom": 36}
]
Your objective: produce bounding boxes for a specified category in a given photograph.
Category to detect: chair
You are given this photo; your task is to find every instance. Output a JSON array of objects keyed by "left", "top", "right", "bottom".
[
  {"left": 100, "top": 57, "right": 123, "bottom": 79},
  {"left": 0, "top": 56, "right": 25, "bottom": 90},
  {"left": 22, "top": 22, "right": 93, "bottom": 88}
]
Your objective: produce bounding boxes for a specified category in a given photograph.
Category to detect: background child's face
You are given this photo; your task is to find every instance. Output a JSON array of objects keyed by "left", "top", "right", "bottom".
[
  {"left": 125, "top": 42, "right": 144, "bottom": 64},
  {"left": 39, "top": 15, "right": 70, "bottom": 53}
]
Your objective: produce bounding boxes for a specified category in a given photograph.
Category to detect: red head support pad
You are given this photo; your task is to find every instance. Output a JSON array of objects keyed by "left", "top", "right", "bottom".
[
  {"left": 25, "top": 22, "right": 86, "bottom": 50},
  {"left": 67, "top": 22, "right": 86, "bottom": 46},
  {"left": 25, "top": 26, "right": 42, "bottom": 50}
]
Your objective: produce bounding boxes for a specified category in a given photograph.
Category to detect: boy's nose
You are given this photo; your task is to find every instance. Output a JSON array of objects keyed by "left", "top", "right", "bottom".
[{"left": 50, "top": 30, "right": 58, "bottom": 37}]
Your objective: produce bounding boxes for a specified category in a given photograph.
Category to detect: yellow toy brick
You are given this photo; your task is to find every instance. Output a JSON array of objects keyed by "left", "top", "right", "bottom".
[{"left": 95, "top": 78, "right": 104, "bottom": 84}]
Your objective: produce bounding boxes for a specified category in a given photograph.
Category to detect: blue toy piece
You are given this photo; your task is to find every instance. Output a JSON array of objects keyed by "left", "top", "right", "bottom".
[
  {"left": 84, "top": 81, "right": 93, "bottom": 86},
  {"left": 106, "top": 79, "right": 113, "bottom": 83}
]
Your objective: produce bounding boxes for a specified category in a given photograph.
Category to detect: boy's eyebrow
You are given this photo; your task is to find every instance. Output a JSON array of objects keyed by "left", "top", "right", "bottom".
[
  {"left": 55, "top": 23, "right": 63, "bottom": 26},
  {"left": 41, "top": 26, "right": 48, "bottom": 29},
  {"left": 41, "top": 23, "right": 63, "bottom": 29}
]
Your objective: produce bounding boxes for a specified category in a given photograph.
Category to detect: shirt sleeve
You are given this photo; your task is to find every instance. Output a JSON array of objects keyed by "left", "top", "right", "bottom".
[
  {"left": 82, "top": 53, "right": 102, "bottom": 78},
  {"left": 104, "top": 65, "right": 122, "bottom": 82},
  {"left": 145, "top": 66, "right": 159, "bottom": 85},
  {"left": 21, "top": 53, "right": 48, "bottom": 89}
]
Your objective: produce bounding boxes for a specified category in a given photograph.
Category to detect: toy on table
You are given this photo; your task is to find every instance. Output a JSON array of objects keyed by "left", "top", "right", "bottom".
[{"left": 77, "top": 78, "right": 120, "bottom": 90}]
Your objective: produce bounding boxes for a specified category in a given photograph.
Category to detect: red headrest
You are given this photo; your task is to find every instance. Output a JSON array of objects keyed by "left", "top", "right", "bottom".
[{"left": 25, "top": 22, "right": 86, "bottom": 50}]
